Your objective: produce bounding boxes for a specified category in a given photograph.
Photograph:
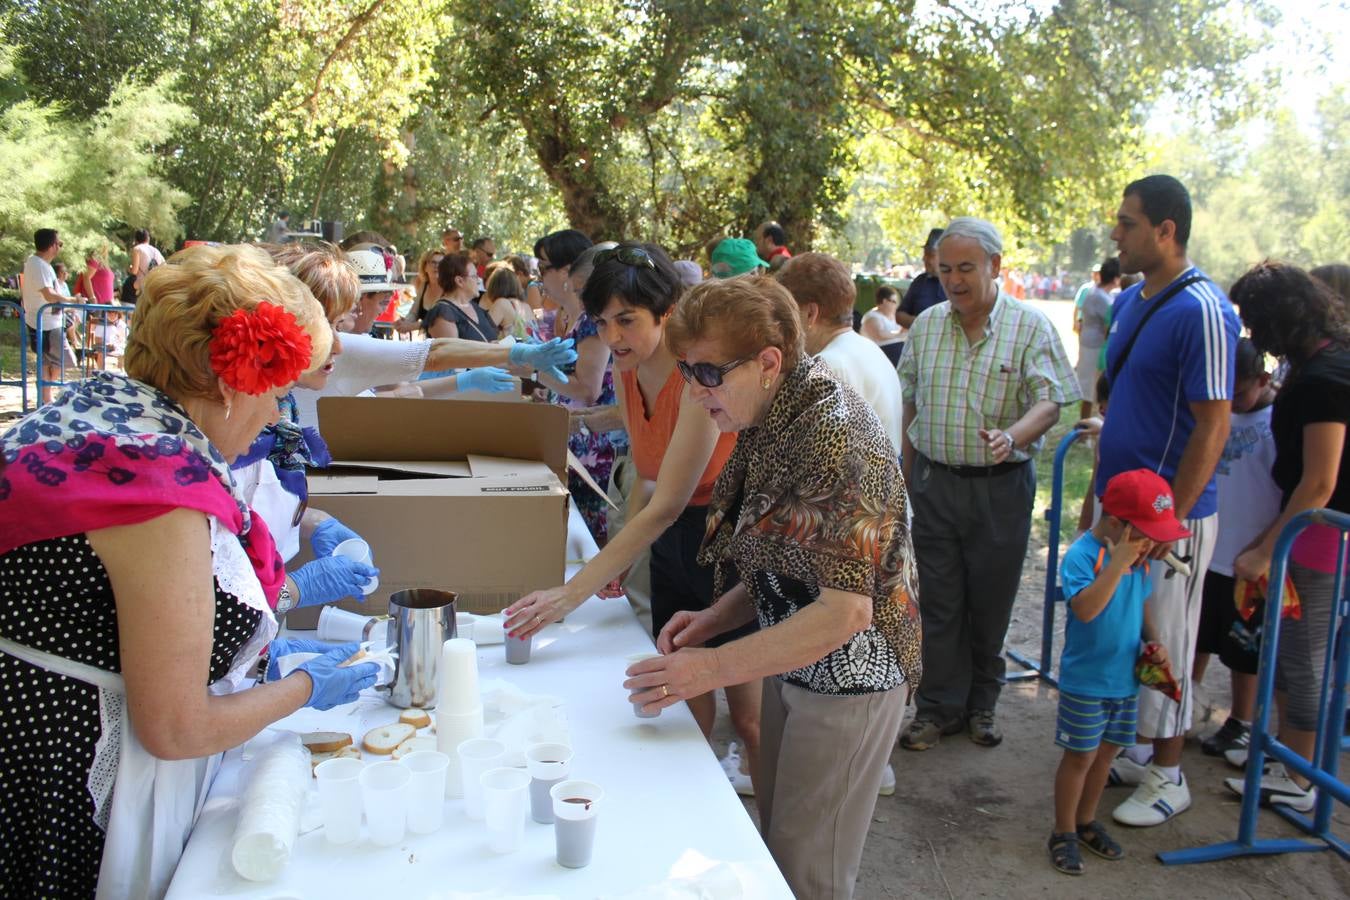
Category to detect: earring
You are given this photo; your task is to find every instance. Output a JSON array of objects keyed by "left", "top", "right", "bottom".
[
  {"left": 225, "top": 404, "right": 232, "bottom": 421},
  {"left": 761, "top": 377, "right": 771, "bottom": 390}
]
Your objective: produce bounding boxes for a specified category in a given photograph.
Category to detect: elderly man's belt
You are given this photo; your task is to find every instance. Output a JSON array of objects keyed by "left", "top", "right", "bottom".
[{"left": 926, "top": 456, "right": 1028, "bottom": 478}]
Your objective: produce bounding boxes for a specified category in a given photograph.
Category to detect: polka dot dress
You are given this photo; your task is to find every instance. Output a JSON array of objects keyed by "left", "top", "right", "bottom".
[{"left": 0, "top": 534, "right": 264, "bottom": 899}]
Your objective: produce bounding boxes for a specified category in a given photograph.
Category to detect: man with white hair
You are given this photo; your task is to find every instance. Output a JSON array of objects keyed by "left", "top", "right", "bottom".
[{"left": 898, "top": 217, "right": 1080, "bottom": 751}]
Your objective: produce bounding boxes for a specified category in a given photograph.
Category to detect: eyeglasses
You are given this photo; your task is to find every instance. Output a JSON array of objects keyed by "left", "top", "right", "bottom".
[
  {"left": 593, "top": 246, "right": 656, "bottom": 270},
  {"left": 677, "top": 357, "right": 748, "bottom": 388}
]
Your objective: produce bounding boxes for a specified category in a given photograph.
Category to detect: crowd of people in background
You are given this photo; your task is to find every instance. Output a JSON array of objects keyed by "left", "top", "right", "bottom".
[{"left": 5, "top": 173, "right": 1350, "bottom": 899}]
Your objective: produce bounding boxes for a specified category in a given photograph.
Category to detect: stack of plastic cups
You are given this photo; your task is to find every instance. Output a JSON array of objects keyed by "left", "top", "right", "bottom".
[{"left": 435, "top": 637, "right": 483, "bottom": 798}]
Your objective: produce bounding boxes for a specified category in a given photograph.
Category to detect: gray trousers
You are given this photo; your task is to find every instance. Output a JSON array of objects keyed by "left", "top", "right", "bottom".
[
  {"left": 757, "top": 677, "right": 905, "bottom": 900},
  {"left": 909, "top": 455, "right": 1036, "bottom": 720}
]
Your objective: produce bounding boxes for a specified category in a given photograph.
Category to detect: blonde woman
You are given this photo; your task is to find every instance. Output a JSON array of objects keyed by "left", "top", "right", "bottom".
[
  {"left": 484, "top": 265, "right": 535, "bottom": 339},
  {"left": 0, "top": 245, "right": 379, "bottom": 898}
]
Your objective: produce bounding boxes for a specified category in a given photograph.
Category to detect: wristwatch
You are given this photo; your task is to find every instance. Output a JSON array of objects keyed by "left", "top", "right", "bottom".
[{"left": 276, "top": 583, "right": 296, "bottom": 615}]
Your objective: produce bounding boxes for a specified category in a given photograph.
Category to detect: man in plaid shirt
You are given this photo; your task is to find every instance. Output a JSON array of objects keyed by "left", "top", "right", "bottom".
[{"left": 898, "top": 217, "right": 1080, "bottom": 751}]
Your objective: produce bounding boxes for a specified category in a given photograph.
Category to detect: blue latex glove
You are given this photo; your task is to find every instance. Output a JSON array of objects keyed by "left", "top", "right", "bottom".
[
  {"left": 457, "top": 366, "right": 515, "bottom": 394},
  {"left": 265, "top": 637, "right": 341, "bottom": 682},
  {"left": 309, "top": 517, "right": 361, "bottom": 559},
  {"left": 509, "top": 338, "right": 577, "bottom": 383},
  {"left": 290, "top": 556, "right": 379, "bottom": 608},
  {"left": 294, "top": 642, "right": 380, "bottom": 710}
]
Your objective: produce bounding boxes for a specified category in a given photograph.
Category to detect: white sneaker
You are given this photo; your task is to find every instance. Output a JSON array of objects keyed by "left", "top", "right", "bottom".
[
  {"left": 721, "top": 743, "right": 754, "bottom": 797},
  {"left": 1224, "top": 763, "right": 1317, "bottom": 813},
  {"left": 1112, "top": 765, "right": 1191, "bottom": 826},
  {"left": 879, "top": 763, "right": 896, "bottom": 797},
  {"left": 1224, "top": 747, "right": 1248, "bottom": 770},
  {"left": 1107, "top": 752, "right": 1151, "bottom": 786},
  {"left": 729, "top": 770, "right": 754, "bottom": 797}
]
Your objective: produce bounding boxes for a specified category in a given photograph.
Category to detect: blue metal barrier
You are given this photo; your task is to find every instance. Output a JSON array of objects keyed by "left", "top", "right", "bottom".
[
  {"left": 1005, "top": 427, "right": 1090, "bottom": 685},
  {"left": 1, "top": 299, "right": 29, "bottom": 413},
  {"left": 34, "top": 301, "right": 134, "bottom": 403},
  {"left": 1160, "top": 508, "right": 1350, "bottom": 865}
]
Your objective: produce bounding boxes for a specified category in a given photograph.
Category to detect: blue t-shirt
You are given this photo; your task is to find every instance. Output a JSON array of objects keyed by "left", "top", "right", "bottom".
[
  {"left": 1059, "top": 533, "right": 1151, "bottom": 698},
  {"left": 1096, "top": 267, "right": 1239, "bottom": 518}
]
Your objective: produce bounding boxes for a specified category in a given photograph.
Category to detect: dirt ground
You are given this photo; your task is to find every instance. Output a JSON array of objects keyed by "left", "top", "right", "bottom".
[{"left": 5, "top": 304, "right": 1349, "bottom": 897}]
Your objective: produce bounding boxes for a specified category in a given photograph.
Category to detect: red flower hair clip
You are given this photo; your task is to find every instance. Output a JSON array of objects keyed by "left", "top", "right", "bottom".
[{"left": 209, "top": 303, "right": 313, "bottom": 395}]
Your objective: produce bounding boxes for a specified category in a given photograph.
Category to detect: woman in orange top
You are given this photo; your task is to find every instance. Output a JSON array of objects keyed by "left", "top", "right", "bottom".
[{"left": 506, "top": 242, "right": 761, "bottom": 786}]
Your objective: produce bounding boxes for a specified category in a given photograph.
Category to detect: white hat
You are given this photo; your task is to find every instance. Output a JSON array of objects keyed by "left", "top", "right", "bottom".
[{"left": 348, "top": 247, "right": 408, "bottom": 294}]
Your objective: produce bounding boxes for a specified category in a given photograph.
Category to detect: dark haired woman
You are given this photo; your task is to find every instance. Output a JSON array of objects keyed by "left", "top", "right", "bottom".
[
  {"left": 506, "top": 242, "right": 761, "bottom": 785},
  {"left": 1228, "top": 261, "right": 1350, "bottom": 813},
  {"left": 528, "top": 230, "right": 627, "bottom": 544},
  {"left": 424, "top": 252, "right": 498, "bottom": 341}
]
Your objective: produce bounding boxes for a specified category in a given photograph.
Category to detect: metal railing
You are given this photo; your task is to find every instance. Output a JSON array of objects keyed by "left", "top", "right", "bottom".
[
  {"left": 1005, "top": 427, "right": 1091, "bottom": 686},
  {"left": 1160, "top": 508, "right": 1350, "bottom": 864},
  {"left": 33, "top": 301, "right": 134, "bottom": 406}
]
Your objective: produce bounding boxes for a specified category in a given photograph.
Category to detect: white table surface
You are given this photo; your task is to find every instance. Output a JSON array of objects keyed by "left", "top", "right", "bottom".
[{"left": 166, "top": 507, "right": 792, "bottom": 899}]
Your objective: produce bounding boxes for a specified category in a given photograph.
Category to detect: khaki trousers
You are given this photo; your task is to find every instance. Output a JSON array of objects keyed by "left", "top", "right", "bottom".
[{"left": 757, "top": 677, "right": 905, "bottom": 899}]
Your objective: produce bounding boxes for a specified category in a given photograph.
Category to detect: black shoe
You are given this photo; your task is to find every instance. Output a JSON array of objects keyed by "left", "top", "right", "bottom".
[{"left": 1201, "top": 717, "right": 1250, "bottom": 757}]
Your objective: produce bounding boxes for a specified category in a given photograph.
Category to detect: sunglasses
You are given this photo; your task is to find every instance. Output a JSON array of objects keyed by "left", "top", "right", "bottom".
[
  {"left": 593, "top": 246, "right": 656, "bottom": 270},
  {"left": 677, "top": 357, "right": 748, "bottom": 388}
]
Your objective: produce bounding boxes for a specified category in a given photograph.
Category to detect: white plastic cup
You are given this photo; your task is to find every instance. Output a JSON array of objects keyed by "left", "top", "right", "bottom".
[
  {"left": 314, "top": 757, "right": 364, "bottom": 845},
  {"left": 435, "top": 706, "right": 484, "bottom": 798},
  {"left": 332, "top": 538, "right": 379, "bottom": 595},
  {"left": 359, "top": 761, "right": 411, "bottom": 847},
  {"left": 317, "top": 605, "right": 377, "bottom": 643},
  {"left": 526, "top": 742, "right": 573, "bottom": 824},
  {"left": 505, "top": 631, "right": 532, "bottom": 665},
  {"left": 480, "top": 767, "right": 531, "bottom": 853},
  {"left": 400, "top": 750, "right": 450, "bottom": 834},
  {"left": 550, "top": 780, "right": 603, "bottom": 868},
  {"left": 627, "top": 652, "right": 662, "bottom": 718},
  {"left": 457, "top": 738, "right": 508, "bottom": 820},
  {"left": 455, "top": 612, "right": 475, "bottom": 642}
]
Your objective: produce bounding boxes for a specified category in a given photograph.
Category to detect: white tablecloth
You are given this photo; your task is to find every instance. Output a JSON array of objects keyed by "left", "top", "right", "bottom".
[{"left": 165, "top": 504, "right": 792, "bottom": 899}]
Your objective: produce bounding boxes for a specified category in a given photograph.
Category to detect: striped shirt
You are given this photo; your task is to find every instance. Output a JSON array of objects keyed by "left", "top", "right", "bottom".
[
  {"left": 898, "top": 293, "right": 1080, "bottom": 465},
  {"left": 1097, "top": 267, "right": 1240, "bottom": 519}
]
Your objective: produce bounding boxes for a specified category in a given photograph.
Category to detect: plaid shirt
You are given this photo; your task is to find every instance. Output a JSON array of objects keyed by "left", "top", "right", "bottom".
[{"left": 898, "top": 293, "right": 1080, "bottom": 465}]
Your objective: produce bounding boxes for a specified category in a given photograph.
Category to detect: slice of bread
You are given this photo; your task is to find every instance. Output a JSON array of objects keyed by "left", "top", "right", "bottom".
[
  {"left": 301, "top": 731, "right": 354, "bottom": 754},
  {"left": 362, "top": 723, "right": 416, "bottom": 755},
  {"left": 398, "top": 709, "right": 432, "bottom": 730},
  {"left": 338, "top": 649, "right": 369, "bottom": 668},
  {"left": 309, "top": 744, "right": 362, "bottom": 773},
  {"left": 390, "top": 735, "right": 436, "bottom": 759}
]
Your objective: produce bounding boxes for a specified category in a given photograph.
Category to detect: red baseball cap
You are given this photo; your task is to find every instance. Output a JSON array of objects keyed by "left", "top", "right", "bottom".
[{"left": 1101, "top": 469, "right": 1192, "bottom": 543}]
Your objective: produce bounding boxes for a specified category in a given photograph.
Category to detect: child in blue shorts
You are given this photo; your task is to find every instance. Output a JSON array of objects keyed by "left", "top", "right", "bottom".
[{"left": 1049, "top": 469, "right": 1190, "bottom": 875}]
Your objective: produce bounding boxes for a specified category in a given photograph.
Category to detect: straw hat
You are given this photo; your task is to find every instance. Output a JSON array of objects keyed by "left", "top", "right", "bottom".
[{"left": 348, "top": 247, "right": 408, "bottom": 294}]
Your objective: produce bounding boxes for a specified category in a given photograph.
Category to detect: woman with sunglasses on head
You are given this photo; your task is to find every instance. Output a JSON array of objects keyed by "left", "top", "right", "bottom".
[
  {"left": 506, "top": 241, "right": 762, "bottom": 786},
  {"left": 624, "top": 275, "right": 919, "bottom": 900},
  {"left": 527, "top": 230, "right": 629, "bottom": 544}
]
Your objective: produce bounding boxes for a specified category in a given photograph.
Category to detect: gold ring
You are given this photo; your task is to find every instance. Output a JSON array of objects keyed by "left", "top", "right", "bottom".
[{"left": 660, "top": 685, "right": 670, "bottom": 699}]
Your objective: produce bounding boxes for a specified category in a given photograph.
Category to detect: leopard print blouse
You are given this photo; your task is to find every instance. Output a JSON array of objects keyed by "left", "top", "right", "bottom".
[{"left": 698, "top": 357, "right": 922, "bottom": 695}]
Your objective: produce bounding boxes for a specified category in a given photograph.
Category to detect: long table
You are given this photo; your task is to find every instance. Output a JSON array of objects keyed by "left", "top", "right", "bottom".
[{"left": 165, "top": 521, "right": 792, "bottom": 898}]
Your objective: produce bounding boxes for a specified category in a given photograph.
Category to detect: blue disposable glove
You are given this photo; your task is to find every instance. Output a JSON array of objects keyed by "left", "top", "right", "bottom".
[
  {"left": 309, "top": 517, "right": 361, "bottom": 558},
  {"left": 509, "top": 338, "right": 577, "bottom": 383},
  {"left": 294, "top": 642, "right": 380, "bottom": 710},
  {"left": 457, "top": 366, "right": 515, "bottom": 394},
  {"left": 290, "top": 556, "right": 379, "bottom": 608},
  {"left": 265, "top": 637, "right": 342, "bottom": 682}
]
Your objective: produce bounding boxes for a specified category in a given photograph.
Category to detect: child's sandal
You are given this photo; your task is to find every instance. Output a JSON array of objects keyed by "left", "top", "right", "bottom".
[
  {"left": 1076, "top": 820, "right": 1125, "bottom": 860},
  {"left": 1048, "top": 831, "right": 1084, "bottom": 875}
]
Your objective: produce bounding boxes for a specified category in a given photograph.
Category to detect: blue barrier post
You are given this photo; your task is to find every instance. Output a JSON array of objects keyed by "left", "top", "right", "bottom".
[
  {"left": 1, "top": 299, "right": 29, "bottom": 413},
  {"left": 1006, "top": 427, "right": 1088, "bottom": 686},
  {"left": 1159, "top": 508, "right": 1350, "bottom": 865}
]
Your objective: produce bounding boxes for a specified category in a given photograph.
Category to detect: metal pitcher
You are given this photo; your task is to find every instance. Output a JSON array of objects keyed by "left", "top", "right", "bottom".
[{"left": 385, "top": 589, "right": 458, "bottom": 709}]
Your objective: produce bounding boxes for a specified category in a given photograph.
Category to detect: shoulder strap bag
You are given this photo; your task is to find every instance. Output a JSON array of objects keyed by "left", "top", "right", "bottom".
[{"left": 1108, "top": 273, "right": 1208, "bottom": 382}]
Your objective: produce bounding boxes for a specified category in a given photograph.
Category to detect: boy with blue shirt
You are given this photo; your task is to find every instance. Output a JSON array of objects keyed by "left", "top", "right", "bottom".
[{"left": 1050, "top": 469, "right": 1191, "bottom": 876}]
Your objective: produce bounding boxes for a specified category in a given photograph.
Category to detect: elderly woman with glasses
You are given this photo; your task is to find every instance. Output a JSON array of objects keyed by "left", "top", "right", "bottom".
[
  {"left": 0, "top": 245, "right": 382, "bottom": 898},
  {"left": 506, "top": 241, "right": 762, "bottom": 787},
  {"left": 621, "top": 275, "right": 921, "bottom": 900}
]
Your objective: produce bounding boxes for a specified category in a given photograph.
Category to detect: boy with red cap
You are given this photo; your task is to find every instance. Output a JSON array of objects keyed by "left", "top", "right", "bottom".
[{"left": 1048, "top": 469, "right": 1191, "bottom": 875}]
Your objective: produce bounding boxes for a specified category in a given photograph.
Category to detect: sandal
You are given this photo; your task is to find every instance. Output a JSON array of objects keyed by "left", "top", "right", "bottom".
[
  {"left": 1048, "top": 831, "right": 1084, "bottom": 875},
  {"left": 1076, "top": 820, "right": 1125, "bottom": 860}
]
